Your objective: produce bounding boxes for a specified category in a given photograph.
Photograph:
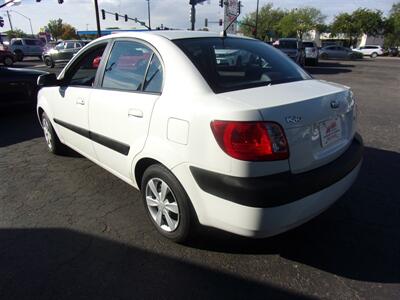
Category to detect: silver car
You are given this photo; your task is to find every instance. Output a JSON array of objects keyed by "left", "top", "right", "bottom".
[{"left": 319, "top": 45, "right": 359, "bottom": 60}]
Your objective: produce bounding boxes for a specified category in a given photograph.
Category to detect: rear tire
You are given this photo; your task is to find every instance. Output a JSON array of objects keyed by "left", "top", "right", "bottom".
[
  {"left": 371, "top": 52, "right": 378, "bottom": 58},
  {"left": 41, "top": 112, "right": 67, "bottom": 155},
  {"left": 14, "top": 50, "right": 24, "bottom": 62},
  {"left": 141, "top": 164, "right": 194, "bottom": 243}
]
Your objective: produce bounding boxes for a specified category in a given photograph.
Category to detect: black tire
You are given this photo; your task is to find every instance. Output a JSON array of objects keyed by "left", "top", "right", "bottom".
[
  {"left": 14, "top": 50, "right": 24, "bottom": 62},
  {"left": 44, "top": 56, "right": 55, "bottom": 68},
  {"left": 41, "top": 112, "right": 67, "bottom": 155},
  {"left": 371, "top": 52, "right": 378, "bottom": 58},
  {"left": 3, "top": 56, "right": 14, "bottom": 67},
  {"left": 141, "top": 164, "right": 195, "bottom": 243}
]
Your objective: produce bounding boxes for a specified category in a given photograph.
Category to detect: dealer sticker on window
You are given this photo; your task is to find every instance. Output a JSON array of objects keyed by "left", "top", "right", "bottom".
[{"left": 319, "top": 117, "right": 342, "bottom": 147}]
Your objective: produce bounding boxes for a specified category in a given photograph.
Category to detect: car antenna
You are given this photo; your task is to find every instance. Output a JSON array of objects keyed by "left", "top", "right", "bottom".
[{"left": 220, "top": 1, "right": 242, "bottom": 38}]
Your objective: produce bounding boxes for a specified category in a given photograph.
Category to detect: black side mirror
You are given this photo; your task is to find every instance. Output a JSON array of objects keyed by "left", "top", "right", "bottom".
[{"left": 37, "top": 73, "right": 58, "bottom": 87}]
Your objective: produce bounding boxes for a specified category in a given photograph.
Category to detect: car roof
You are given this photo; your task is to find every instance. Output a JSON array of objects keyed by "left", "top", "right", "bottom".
[
  {"left": 96, "top": 30, "right": 253, "bottom": 42},
  {"left": 279, "top": 38, "right": 298, "bottom": 41}
]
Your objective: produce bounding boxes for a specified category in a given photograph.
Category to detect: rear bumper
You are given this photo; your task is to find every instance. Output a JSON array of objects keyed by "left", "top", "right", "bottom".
[
  {"left": 172, "top": 134, "right": 362, "bottom": 237},
  {"left": 190, "top": 134, "right": 363, "bottom": 208}
]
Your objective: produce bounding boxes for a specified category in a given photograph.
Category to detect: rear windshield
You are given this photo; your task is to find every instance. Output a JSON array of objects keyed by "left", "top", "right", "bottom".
[
  {"left": 173, "top": 37, "right": 310, "bottom": 93},
  {"left": 278, "top": 40, "right": 297, "bottom": 49}
]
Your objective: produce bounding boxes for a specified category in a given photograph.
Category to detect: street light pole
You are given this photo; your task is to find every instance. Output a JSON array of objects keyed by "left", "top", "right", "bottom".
[
  {"left": 254, "top": 0, "right": 259, "bottom": 38},
  {"left": 93, "top": 0, "right": 101, "bottom": 37},
  {"left": 146, "top": 0, "right": 151, "bottom": 30},
  {"left": 9, "top": 10, "right": 34, "bottom": 36}
]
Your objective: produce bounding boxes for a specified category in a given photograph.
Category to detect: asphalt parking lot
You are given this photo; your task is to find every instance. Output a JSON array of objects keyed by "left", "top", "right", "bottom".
[{"left": 1, "top": 58, "right": 399, "bottom": 299}]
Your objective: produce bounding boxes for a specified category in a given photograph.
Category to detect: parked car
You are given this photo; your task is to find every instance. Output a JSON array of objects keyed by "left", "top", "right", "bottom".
[
  {"left": 353, "top": 45, "right": 384, "bottom": 58},
  {"left": 275, "top": 38, "right": 305, "bottom": 66},
  {"left": 42, "top": 41, "right": 59, "bottom": 53},
  {"left": 302, "top": 41, "right": 319, "bottom": 66},
  {"left": 9, "top": 38, "right": 44, "bottom": 61},
  {"left": 37, "top": 31, "right": 362, "bottom": 242},
  {"left": 319, "top": 45, "right": 361, "bottom": 60},
  {"left": 0, "top": 67, "right": 47, "bottom": 110},
  {"left": 387, "top": 47, "right": 399, "bottom": 57},
  {"left": 42, "top": 40, "right": 90, "bottom": 68},
  {"left": 0, "top": 49, "right": 16, "bottom": 66}
]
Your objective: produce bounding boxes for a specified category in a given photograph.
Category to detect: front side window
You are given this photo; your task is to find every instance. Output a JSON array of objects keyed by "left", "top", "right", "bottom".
[
  {"left": 66, "top": 43, "right": 107, "bottom": 87},
  {"left": 102, "top": 41, "right": 152, "bottom": 92},
  {"left": 174, "top": 37, "right": 310, "bottom": 93},
  {"left": 12, "top": 40, "right": 23, "bottom": 46}
]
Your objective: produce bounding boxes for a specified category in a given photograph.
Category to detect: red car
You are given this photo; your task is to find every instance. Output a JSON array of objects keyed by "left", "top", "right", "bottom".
[{"left": 0, "top": 49, "right": 16, "bottom": 67}]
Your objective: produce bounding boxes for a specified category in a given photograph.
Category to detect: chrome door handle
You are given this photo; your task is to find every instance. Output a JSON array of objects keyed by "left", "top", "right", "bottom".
[
  {"left": 128, "top": 109, "right": 143, "bottom": 118},
  {"left": 76, "top": 99, "right": 85, "bottom": 105}
]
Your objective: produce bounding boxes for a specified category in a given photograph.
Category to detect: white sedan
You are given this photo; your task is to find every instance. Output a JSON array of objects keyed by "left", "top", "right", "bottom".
[{"left": 37, "top": 31, "right": 363, "bottom": 242}]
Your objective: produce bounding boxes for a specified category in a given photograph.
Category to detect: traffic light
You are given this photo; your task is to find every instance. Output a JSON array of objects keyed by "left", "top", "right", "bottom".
[
  {"left": 237, "top": 1, "right": 241, "bottom": 14},
  {"left": 219, "top": 0, "right": 223, "bottom": 8},
  {"left": 115, "top": 13, "right": 119, "bottom": 21},
  {"left": 58, "top": 0, "right": 63, "bottom": 3},
  {"left": 189, "top": 6, "right": 195, "bottom": 24},
  {"left": 204, "top": 18, "right": 208, "bottom": 27},
  {"left": 0, "top": 17, "right": 4, "bottom": 28},
  {"left": 125, "top": 14, "right": 128, "bottom": 22},
  {"left": 219, "top": 19, "right": 223, "bottom": 26},
  {"left": 101, "top": 9, "right": 106, "bottom": 20},
  {"left": 36, "top": 0, "right": 41, "bottom": 2}
]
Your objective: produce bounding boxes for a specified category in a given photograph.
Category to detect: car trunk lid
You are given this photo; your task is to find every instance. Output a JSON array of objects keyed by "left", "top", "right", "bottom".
[{"left": 219, "top": 79, "right": 357, "bottom": 173}]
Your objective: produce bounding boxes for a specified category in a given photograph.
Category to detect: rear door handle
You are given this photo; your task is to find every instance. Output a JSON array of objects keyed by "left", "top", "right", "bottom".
[
  {"left": 128, "top": 109, "right": 143, "bottom": 118},
  {"left": 76, "top": 98, "right": 85, "bottom": 105}
]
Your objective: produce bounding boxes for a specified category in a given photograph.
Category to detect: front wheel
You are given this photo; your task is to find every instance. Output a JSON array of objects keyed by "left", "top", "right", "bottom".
[
  {"left": 14, "top": 50, "right": 24, "bottom": 62},
  {"left": 41, "top": 112, "right": 67, "bottom": 155},
  {"left": 141, "top": 164, "right": 194, "bottom": 243},
  {"left": 3, "top": 56, "right": 14, "bottom": 66},
  {"left": 44, "top": 56, "right": 55, "bottom": 68}
]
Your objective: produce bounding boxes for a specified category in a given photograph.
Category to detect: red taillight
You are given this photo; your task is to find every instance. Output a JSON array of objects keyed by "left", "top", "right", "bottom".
[{"left": 210, "top": 121, "right": 289, "bottom": 161}]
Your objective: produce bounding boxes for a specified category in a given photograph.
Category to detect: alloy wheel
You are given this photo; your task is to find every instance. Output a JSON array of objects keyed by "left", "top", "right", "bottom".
[{"left": 145, "top": 178, "right": 180, "bottom": 232}]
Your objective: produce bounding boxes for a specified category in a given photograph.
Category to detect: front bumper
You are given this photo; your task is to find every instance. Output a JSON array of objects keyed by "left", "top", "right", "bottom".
[{"left": 173, "top": 134, "right": 363, "bottom": 238}]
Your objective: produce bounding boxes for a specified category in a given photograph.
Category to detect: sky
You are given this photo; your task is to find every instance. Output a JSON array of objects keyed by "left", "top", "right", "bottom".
[{"left": 0, "top": 0, "right": 396, "bottom": 35}]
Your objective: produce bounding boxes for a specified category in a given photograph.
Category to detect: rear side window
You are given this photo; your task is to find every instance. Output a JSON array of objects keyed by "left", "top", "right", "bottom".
[
  {"left": 143, "top": 55, "right": 163, "bottom": 93},
  {"left": 66, "top": 42, "right": 75, "bottom": 49},
  {"left": 25, "top": 39, "right": 41, "bottom": 46},
  {"left": 173, "top": 37, "right": 310, "bottom": 93},
  {"left": 102, "top": 41, "right": 152, "bottom": 91}
]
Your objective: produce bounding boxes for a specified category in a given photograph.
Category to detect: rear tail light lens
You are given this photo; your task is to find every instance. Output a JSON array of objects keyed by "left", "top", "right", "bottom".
[{"left": 210, "top": 121, "right": 289, "bottom": 161}]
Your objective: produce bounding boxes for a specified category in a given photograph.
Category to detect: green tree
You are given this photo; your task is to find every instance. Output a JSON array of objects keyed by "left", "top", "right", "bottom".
[
  {"left": 278, "top": 7, "right": 326, "bottom": 38},
  {"left": 384, "top": 2, "right": 400, "bottom": 47},
  {"left": 6, "top": 29, "right": 28, "bottom": 39},
  {"left": 60, "top": 23, "right": 78, "bottom": 40},
  {"left": 240, "top": 3, "right": 286, "bottom": 41},
  {"left": 47, "top": 18, "right": 64, "bottom": 41},
  {"left": 331, "top": 9, "right": 383, "bottom": 46}
]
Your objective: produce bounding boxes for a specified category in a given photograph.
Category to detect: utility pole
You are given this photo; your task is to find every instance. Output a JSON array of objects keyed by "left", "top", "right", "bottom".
[
  {"left": 146, "top": 0, "right": 151, "bottom": 30},
  {"left": 6, "top": 10, "right": 13, "bottom": 31},
  {"left": 190, "top": 3, "right": 195, "bottom": 30},
  {"left": 254, "top": 0, "right": 259, "bottom": 38},
  {"left": 93, "top": 0, "right": 101, "bottom": 37}
]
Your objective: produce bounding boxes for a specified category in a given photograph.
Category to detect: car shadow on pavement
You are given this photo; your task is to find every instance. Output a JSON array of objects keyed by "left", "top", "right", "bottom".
[
  {"left": 188, "top": 146, "right": 400, "bottom": 284},
  {"left": 0, "top": 110, "right": 42, "bottom": 147},
  {"left": 306, "top": 61, "right": 354, "bottom": 75},
  {"left": 0, "top": 228, "right": 311, "bottom": 300}
]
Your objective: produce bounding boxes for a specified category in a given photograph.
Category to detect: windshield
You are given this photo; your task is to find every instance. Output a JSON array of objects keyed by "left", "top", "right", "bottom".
[
  {"left": 278, "top": 40, "right": 298, "bottom": 49},
  {"left": 173, "top": 37, "right": 310, "bottom": 93},
  {"left": 303, "top": 42, "right": 315, "bottom": 47}
]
